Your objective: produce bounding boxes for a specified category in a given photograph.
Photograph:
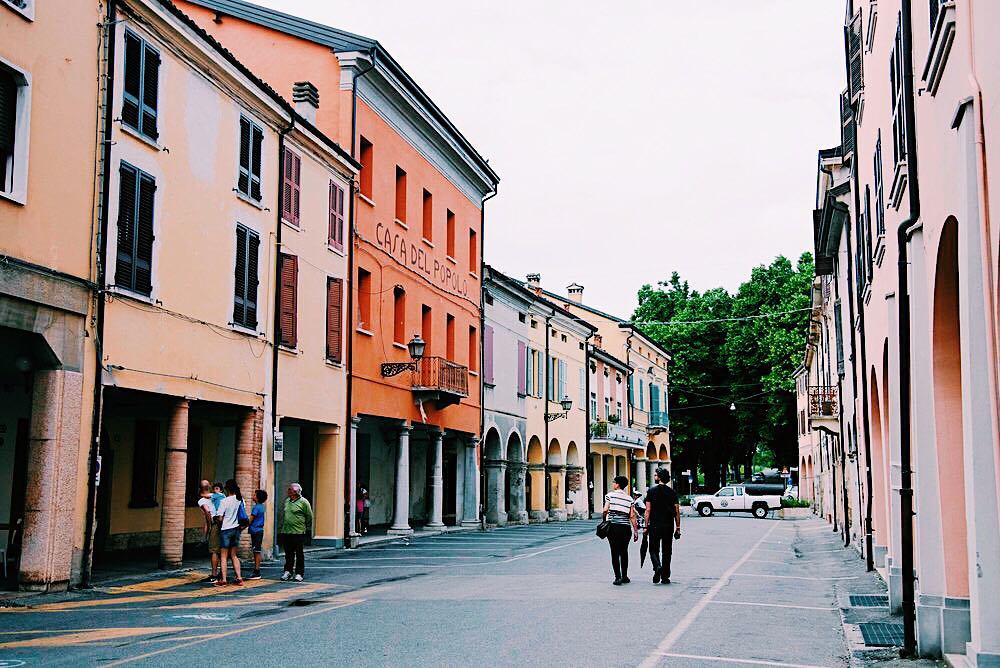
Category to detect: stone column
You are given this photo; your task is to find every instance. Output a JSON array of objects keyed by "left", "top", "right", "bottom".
[
  {"left": 508, "top": 462, "right": 528, "bottom": 524},
  {"left": 461, "top": 436, "right": 480, "bottom": 527},
  {"left": 389, "top": 425, "right": 413, "bottom": 535},
  {"left": 484, "top": 458, "right": 506, "bottom": 526},
  {"left": 234, "top": 409, "right": 260, "bottom": 558},
  {"left": 159, "top": 399, "right": 189, "bottom": 569},
  {"left": 427, "top": 430, "right": 445, "bottom": 528},
  {"left": 19, "top": 369, "right": 83, "bottom": 592},
  {"left": 527, "top": 463, "right": 547, "bottom": 522},
  {"left": 547, "top": 464, "right": 567, "bottom": 521},
  {"left": 348, "top": 417, "right": 361, "bottom": 546},
  {"left": 635, "top": 458, "right": 648, "bottom": 493},
  {"left": 885, "top": 294, "right": 904, "bottom": 614},
  {"left": 566, "top": 465, "right": 585, "bottom": 518}
]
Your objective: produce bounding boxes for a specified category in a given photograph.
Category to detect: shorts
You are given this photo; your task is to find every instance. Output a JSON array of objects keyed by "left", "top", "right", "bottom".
[
  {"left": 250, "top": 530, "right": 263, "bottom": 554},
  {"left": 207, "top": 523, "right": 221, "bottom": 554},
  {"left": 220, "top": 527, "right": 241, "bottom": 549}
]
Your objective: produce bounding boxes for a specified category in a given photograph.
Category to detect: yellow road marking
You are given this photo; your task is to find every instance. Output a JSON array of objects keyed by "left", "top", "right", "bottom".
[
  {"left": 154, "top": 582, "right": 330, "bottom": 608},
  {"left": 0, "top": 627, "right": 189, "bottom": 649},
  {"left": 106, "top": 572, "right": 208, "bottom": 593}
]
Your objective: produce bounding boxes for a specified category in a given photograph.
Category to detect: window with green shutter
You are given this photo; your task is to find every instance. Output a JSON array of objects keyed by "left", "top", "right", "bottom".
[
  {"left": 238, "top": 115, "right": 263, "bottom": 201},
  {"left": 122, "top": 30, "right": 159, "bottom": 141},
  {"left": 115, "top": 162, "right": 155, "bottom": 295},
  {"left": 233, "top": 224, "right": 260, "bottom": 329}
]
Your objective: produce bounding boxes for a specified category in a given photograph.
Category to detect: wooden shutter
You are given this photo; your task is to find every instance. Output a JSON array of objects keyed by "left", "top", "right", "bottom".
[
  {"left": 250, "top": 124, "right": 263, "bottom": 201},
  {"left": 846, "top": 13, "right": 863, "bottom": 101},
  {"left": 483, "top": 324, "right": 494, "bottom": 384},
  {"left": 329, "top": 180, "right": 344, "bottom": 249},
  {"left": 558, "top": 359, "right": 567, "bottom": 402},
  {"left": 246, "top": 231, "right": 259, "bottom": 327},
  {"left": 536, "top": 351, "right": 544, "bottom": 398},
  {"left": 134, "top": 172, "right": 155, "bottom": 295},
  {"left": 282, "top": 148, "right": 293, "bottom": 221},
  {"left": 141, "top": 44, "right": 159, "bottom": 139},
  {"left": 516, "top": 340, "right": 526, "bottom": 395},
  {"left": 233, "top": 225, "right": 247, "bottom": 324},
  {"left": 279, "top": 254, "right": 298, "bottom": 348},
  {"left": 650, "top": 384, "right": 660, "bottom": 414},
  {"left": 840, "top": 90, "right": 855, "bottom": 156},
  {"left": 238, "top": 117, "right": 251, "bottom": 196},
  {"left": 283, "top": 149, "right": 300, "bottom": 224},
  {"left": 115, "top": 164, "right": 137, "bottom": 289},
  {"left": 327, "top": 278, "right": 344, "bottom": 362},
  {"left": 121, "top": 31, "right": 142, "bottom": 131}
]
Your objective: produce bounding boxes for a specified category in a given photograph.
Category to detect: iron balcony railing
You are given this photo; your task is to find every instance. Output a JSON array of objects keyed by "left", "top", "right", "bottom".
[
  {"left": 590, "top": 421, "right": 645, "bottom": 448},
  {"left": 808, "top": 386, "right": 838, "bottom": 418},
  {"left": 412, "top": 356, "right": 469, "bottom": 397}
]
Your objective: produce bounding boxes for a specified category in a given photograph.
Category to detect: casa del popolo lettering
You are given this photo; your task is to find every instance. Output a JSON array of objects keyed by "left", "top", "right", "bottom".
[{"left": 375, "top": 221, "right": 470, "bottom": 298}]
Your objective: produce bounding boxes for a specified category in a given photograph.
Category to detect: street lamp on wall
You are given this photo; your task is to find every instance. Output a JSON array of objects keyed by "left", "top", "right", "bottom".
[
  {"left": 545, "top": 397, "right": 573, "bottom": 422},
  {"left": 381, "top": 335, "right": 426, "bottom": 377}
]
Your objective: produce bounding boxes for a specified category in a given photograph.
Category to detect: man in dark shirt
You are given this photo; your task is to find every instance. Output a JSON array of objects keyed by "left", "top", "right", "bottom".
[{"left": 644, "top": 467, "right": 681, "bottom": 584}]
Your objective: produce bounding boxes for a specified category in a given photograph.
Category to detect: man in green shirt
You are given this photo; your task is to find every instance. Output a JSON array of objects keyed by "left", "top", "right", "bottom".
[{"left": 279, "top": 483, "right": 313, "bottom": 582}]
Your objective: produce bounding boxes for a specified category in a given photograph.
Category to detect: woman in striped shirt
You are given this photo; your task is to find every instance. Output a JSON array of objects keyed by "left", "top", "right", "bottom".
[{"left": 602, "top": 475, "right": 638, "bottom": 585}]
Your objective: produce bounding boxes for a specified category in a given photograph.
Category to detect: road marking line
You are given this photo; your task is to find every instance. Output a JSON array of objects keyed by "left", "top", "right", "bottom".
[
  {"left": 358, "top": 547, "right": 511, "bottom": 551},
  {"left": 0, "top": 627, "right": 189, "bottom": 649},
  {"left": 656, "top": 652, "right": 828, "bottom": 668},
  {"left": 154, "top": 583, "right": 330, "bottom": 609},
  {"left": 263, "top": 565, "right": 444, "bottom": 570},
  {"left": 733, "top": 573, "right": 859, "bottom": 581},
  {"left": 317, "top": 556, "right": 494, "bottom": 561},
  {"left": 500, "top": 536, "right": 595, "bottom": 563},
  {"left": 105, "top": 572, "right": 207, "bottom": 593},
  {"left": 637, "top": 523, "right": 778, "bottom": 668},
  {"left": 709, "top": 600, "right": 838, "bottom": 612},
  {"left": 745, "top": 559, "right": 791, "bottom": 565}
]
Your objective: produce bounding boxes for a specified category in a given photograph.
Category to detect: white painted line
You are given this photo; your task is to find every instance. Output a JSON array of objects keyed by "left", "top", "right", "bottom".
[
  {"left": 637, "top": 523, "right": 778, "bottom": 668},
  {"left": 745, "top": 559, "right": 791, "bottom": 565},
  {"left": 260, "top": 565, "right": 445, "bottom": 570},
  {"left": 501, "top": 536, "right": 595, "bottom": 563},
  {"left": 800, "top": 548, "right": 847, "bottom": 553},
  {"left": 733, "top": 573, "right": 859, "bottom": 581},
  {"left": 657, "top": 652, "right": 828, "bottom": 668},
  {"left": 358, "top": 547, "right": 510, "bottom": 551},
  {"left": 710, "top": 600, "right": 838, "bottom": 612},
  {"left": 317, "top": 556, "right": 493, "bottom": 561}
]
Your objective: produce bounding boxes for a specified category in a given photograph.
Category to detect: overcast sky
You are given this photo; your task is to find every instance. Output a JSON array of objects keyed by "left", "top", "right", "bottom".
[{"left": 252, "top": 1, "right": 845, "bottom": 315}]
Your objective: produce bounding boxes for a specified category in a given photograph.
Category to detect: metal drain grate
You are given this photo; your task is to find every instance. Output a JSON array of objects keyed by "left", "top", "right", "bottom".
[
  {"left": 849, "top": 595, "right": 889, "bottom": 607},
  {"left": 859, "top": 622, "right": 904, "bottom": 647}
]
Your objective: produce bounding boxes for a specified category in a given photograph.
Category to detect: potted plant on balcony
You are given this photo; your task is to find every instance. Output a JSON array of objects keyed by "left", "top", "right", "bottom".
[
  {"left": 590, "top": 421, "right": 609, "bottom": 437},
  {"left": 607, "top": 414, "right": 620, "bottom": 425}
]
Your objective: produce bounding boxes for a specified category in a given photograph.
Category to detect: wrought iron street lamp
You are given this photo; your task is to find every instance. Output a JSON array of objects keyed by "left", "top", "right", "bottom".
[
  {"left": 381, "top": 335, "right": 426, "bottom": 377},
  {"left": 545, "top": 397, "right": 573, "bottom": 422}
]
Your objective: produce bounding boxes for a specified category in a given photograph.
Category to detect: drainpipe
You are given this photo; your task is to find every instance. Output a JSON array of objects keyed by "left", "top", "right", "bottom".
[
  {"left": 478, "top": 188, "right": 497, "bottom": 529},
  {"left": 896, "top": 0, "right": 920, "bottom": 655},
  {"left": 584, "top": 342, "right": 592, "bottom": 516},
  {"left": 80, "top": 0, "right": 118, "bottom": 589},
  {"left": 344, "top": 50, "right": 376, "bottom": 545},
  {"left": 543, "top": 314, "right": 552, "bottom": 514},
  {"left": 841, "top": 199, "right": 864, "bottom": 550}
]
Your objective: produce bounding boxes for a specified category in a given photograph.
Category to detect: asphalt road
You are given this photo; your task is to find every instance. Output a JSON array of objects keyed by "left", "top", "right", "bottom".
[{"left": 0, "top": 515, "right": 859, "bottom": 667}]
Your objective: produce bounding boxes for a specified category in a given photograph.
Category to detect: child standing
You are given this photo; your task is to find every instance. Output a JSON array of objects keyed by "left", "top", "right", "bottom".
[{"left": 248, "top": 489, "right": 267, "bottom": 580}]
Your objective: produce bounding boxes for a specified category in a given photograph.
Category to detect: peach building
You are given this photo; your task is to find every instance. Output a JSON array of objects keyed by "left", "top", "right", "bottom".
[
  {"left": 799, "top": 1, "right": 1000, "bottom": 662},
  {"left": 176, "top": 0, "right": 500, "bottom": 537}
]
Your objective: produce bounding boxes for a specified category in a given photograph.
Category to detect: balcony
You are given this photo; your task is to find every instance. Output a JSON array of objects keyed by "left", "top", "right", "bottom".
[
  {"left": 590, "top": 421, "right": 645, "bottom": 449},
  {"left": 412, "top": 356, "right": 468, "bottom": 409},
  {"left": 647, "top": 411, "right": 669, "bottom": 432},
  {"left": 808, "top": 386, "right": 840, "bottom": 436}
]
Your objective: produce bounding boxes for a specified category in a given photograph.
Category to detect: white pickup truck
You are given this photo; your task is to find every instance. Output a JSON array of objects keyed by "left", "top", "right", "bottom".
[{"left": 692, "top": 486, "right": 782, "bottom": 519}]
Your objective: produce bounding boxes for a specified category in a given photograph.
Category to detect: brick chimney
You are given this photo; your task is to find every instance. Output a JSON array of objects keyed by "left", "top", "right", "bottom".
[
  {"left": 567, "top": 283, "right": 584, "bottom": 304},
  {"left": 292, "top": 81, "right": 319, "bottom": 124},
  {"left": 526, "top": 273, "right": 541, "bottom": 295}
]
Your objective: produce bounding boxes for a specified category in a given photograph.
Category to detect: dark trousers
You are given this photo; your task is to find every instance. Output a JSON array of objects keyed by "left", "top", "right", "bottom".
[
  {"left": 607, "top": 524, "right": 631, "bottom": 579},
  {"left": 648, "top": 526, "right": 674, "bottom": 579},
  {"left": 282, "top": 533, "right": 306, "bottom": 575}
]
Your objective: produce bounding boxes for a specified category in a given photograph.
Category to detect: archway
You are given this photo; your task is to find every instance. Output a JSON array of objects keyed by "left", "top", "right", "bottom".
[
  {"left": 801, "top": 456, "right": 808, "bottom": 500},
  {"left": 658, "top": 444, "right": 668, "bottom": 462},
  {"left": 807, "top": 454, "right": 814, "bottom": 501},
  {"left": 547, "top": 439, "right": 564, "bottom": 518},
  {"left": 483, "top": 428, "right": 504, "bottom": 525},
  {"left": 526, "top": 436, "right": 545, "bottom": 521},
  {"left": 869, "top": 368, "right": 888, "bottom": 559},
  {"left": 931, "top": 218, "right": 969, "bottom": 597},
  {"left": 566, "top": 442, "right": 581, "bottom": 517},
  {"left": 505, "top": 431, "right": 526, "bottom": 524}
]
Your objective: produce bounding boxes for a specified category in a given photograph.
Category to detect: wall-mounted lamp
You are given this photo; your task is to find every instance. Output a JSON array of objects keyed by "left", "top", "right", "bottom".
[
  {"left": 545, "top": 397, "right": 573, "bottom": 422},
  {"left": 380, "top": 335, "right": 426, "bottom": 377}
]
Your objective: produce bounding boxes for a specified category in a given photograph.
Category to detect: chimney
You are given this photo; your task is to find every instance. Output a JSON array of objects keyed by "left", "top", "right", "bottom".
[
  {"left": 526, "top": 273, "right": 541, "bottom": 295},
  {"left": 593, "top": 333, "right": 602, "bottom": 349},
  {"left": 292, "top": 81, "right": 319, "bottom": 124},
  {"left": 567, "top": 282, "right": 584, "bottom": 304}
]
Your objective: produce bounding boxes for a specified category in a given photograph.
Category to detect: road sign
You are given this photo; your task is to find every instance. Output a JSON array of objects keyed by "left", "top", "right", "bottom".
[{"left": 273, "top": 429, "right": 284, "bottom": 462}]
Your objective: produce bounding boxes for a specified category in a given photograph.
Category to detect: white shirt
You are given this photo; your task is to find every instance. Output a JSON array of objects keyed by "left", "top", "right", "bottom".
[
  {"left": 216, "top": 495, "right": 243, "bottom": 530},
  {"left": 197, "top": 497, "right": 214, "bottom": 525}
]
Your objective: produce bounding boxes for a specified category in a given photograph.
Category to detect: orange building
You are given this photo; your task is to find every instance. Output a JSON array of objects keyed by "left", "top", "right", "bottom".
[{"left": 176, "top": 0, "right": 499, "bottom": 538}]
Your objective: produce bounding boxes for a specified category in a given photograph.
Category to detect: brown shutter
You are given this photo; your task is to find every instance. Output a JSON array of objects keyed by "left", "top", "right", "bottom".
[
  {"left": 327, "top": 277, "right": 344, "bottom": 362},
  {"left": 279, "top": 254, "right": 298, "bottom": 348},
  {"left": 115, "top": 164, "right": 138, "bottom": 289},
  {"left": 328, "top": 180, "right": 344, "bottom": 250}
]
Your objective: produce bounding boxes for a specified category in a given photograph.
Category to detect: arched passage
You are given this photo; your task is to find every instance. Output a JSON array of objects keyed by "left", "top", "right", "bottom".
[
  {"left": 931, "top": 218, "right": 969, "bottom": 597},
  {"left": 526, "top": 436, "right": 544, "bottom": 520},
  {"left": 483, "top": 428, "right": 505, "bottom": 525},
  {"left": 505, "top": 431, "right": 526, "bottom": 524},
  {"left": 547, "top": 439, "right": 564, "bottom": 518},
  {"left": 870, "top": 368, "right": 889, "bottom": 559},
  {"left": 566, "top": 441, "right": 579, "bottom": 467}
]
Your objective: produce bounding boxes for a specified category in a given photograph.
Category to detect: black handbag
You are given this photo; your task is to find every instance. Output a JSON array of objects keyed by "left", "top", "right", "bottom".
[{"left": 595, "top": 520, "right": 612, "bottom": 539}]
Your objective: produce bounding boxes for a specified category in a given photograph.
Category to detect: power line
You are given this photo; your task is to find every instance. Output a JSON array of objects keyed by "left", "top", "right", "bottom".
[{"left": 625, "top": 306, "right": 813, "bottom": 326}]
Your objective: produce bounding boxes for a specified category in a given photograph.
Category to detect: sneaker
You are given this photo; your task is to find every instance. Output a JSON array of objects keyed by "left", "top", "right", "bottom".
[
  {"left": 652, "top": 569, "right": 661, "bottom": 584},
  {"left": 248, "top": 571, "right": 262, "bottom": 580},
  {"left": 293, "top": 574, "right": 303, "bottom": 582},
  {"left": 612, "top": 578, "right": 622, "bottom": 586},
  {"left": 621, "top": 576, "right": 630, "bottom": 584},
  {"left": 213, "top": 579, "right": 227, "bottom": 587},
  {"left": 205, "top": 575, "right": 219, "bottom": 584},
  {"left": 663, "top": 577, "right": 671, "bottom": 584},
  {"left": 233, "top": 578, "right": 244, "bottom": 586},
  {"left": 280, "top": 571, "right": 291, "bottom": 581}
]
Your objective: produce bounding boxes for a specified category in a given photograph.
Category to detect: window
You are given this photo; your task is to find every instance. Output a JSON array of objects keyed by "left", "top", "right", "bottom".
[
  {"left": 617, "top": 401, "right": 623, "bottom": 420},
  {"left": 560, "top": 334, "right": 567, "bottom": 343},
  {"left": 846, "top": 12, "right": 863, "bottom": 101},
  {"left": 468, "top": 229, "right": 478, "bottom": 273},
  {"left": 237, "top": 116, "right": 263, "bottom": 201},
  {"left": 518, "top": 312, "right": 526, "bottom": 323},
  {"left": 535, "top": 351, "right": 543, "bottom": 398},
  {"left": 873, "top": 132, "right": 885, "bottom": 237},
  {"left": 604, "top": 396, "right": 611, "bottom": 419},
  {"left": 394, "top": 166, "right": 406, "bottom": 223},
  {"left": 422, "top": 189, "right": 433, "bottom": 241},
  {"left": 446, "top": 313, "right": 456, "bottom": 360},
  {"left": 718, "top": 488, "right": 734, "bottom": 497},
  {"left": 590, "top": 392, "right": 598, "bottom": 418},
  {"left": 650, "top": 384, "right": 661, "bottom": 415},
  {"left": 547, "top": 355, "right": 555, "bottom": 401},
  {"left": 357, "top": 268, "right": 372, "bottom": 331},
  {"left": 929, "top": 0, "right": 943, "bottom": 31},
  {"left": 889, "top": 19, "right": 907, "bottom": 166},
  {"left": 558, "top": 359, "right": 567, "bottom": 402},
  {"left": 359, "top": 136, "right": 373, "bottom": 198},
  {"left": 482, "top": 324, "right": 494, "bottom": 384},
  {"left": 735, "top": 487, "right": 744, "bottom": 497},
  {"left": 115, "top": 162, "right": 155, "bottom": 296},
  {"left": 130, "top": 419, "right": 159, "bottom": 508},
  {"left": 233, "top": 224, "right": 260, "bottom": 329},
  {"left": 421, "top": 304, "right": 433, "bottom": 354},
  {"left": 517, "top": 340, "right": 527, "bottom": 395},
  {"left": 469, "top": 326, "right": 478, "bottom": 373},
  {"left": 328, "top": 180, "right": 344, "bottom": 249},
  {"left": 446, "top": 209, "right": 456, "bottom": 257},
  {"left": 525, "top": 347, "right": 534, "bottom": 395},
  {"left": 184, "top": 425, "right": 203, "bottom": 507},
  {"left": 122, "top": 30, "right": 159, "bottom": 141},
  {"left": 326, "top": 278, "right": 344, "bottom": 363},
  {"left": 0, "top": 60, "right": 29, "bottom": 201},
  {"left": 639, "top": 378, "right": 645, "bottom": 411},
  {"left": 282, "top": 148, "right": 301, "bottom": 225},
  {"left": 393, "top": 287, "right": 406, "bottom": 344},
  {"left": 628, "top": 375, "right": 634, "bottom": 405},
  {"left": 278, "top": 254, "right": 298, "bottom": 348}
]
